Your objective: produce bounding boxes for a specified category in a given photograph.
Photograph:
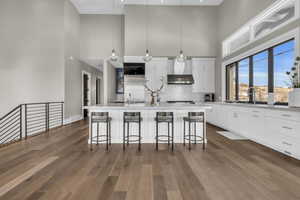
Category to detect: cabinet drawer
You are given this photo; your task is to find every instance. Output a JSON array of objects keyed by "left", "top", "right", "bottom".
[
  {"left": 265, "top": 110, "right": 300, "bottom": 122},
  {"left": 278, "top": 137, "right": 300, "bottom": 157},
  {"left": 267, "top": 118, "right": 300, "bottom": 140}
]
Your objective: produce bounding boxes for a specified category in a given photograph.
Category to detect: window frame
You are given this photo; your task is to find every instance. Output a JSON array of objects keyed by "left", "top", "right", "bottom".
[
  {"left": 237, "top": 58, "right": 251, "bottom": 102},
  {"left": 226, "top": 39, "right": 295, "bottom": 105}
]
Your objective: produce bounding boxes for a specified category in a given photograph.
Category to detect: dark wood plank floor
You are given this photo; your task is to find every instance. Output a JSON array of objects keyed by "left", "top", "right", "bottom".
[{"left": 1, "top": 120, "right": 300, "bottom": 200}]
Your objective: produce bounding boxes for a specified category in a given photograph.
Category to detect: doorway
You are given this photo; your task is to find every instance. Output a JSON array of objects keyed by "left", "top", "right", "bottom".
[
  {"left": 96, "top": 77, "right": 101, "bottom": 105},
  {"left": 82, "top": 71, "right": 91, "bottom": 119}
]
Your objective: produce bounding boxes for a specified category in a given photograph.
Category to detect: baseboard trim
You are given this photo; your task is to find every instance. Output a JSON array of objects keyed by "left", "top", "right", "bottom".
[{"left": 64, "top": 115, "right": 83, "bottom": 125}]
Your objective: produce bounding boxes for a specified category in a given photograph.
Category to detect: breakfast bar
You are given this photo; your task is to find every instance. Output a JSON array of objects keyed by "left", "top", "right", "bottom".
[{"left": 86, "top": 104, "right": 211, "bottom": 147}]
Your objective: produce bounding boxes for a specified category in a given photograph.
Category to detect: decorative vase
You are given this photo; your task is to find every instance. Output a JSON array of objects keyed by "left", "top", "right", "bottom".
[{"left": 288, "top": 88, "right": 300, "bottom": 107}]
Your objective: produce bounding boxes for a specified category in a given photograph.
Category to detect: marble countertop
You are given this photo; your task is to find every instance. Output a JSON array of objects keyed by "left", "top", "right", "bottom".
[
  {"left": 205, "top": 102, "right": 300, "bottom": 112},
  {"left": 85, "top": 103, "right": 212, "bottom": 111}
]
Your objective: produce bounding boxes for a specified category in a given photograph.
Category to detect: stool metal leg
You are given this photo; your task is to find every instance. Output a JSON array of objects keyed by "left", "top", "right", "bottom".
[
  {"left": 203, "top": 117, "right": 206, "bottom": 150},
  {"left": 90, "top": 123, "right": 93, "bottom": 151},
  {"left": 109, "top": 121, "right": 112, "bottom": 146},
  {"left": 156, "top": 120, "right": 158, "bottom": 151},
  {"left": 127, "top": 122, "right": 129, "bottom": 146},
  {"left": 183, "top": 120, "right": 186, "bottom": 146},
  {"left": 96, "top": 123, "right": 99, "bottom": 145},
  {"left": 194, "top": 122, "right": 197, "bottom": 145},
  {"left": 138, "top": 119, "right": 141, "bottom": 151},
  {"left": 168, "top": 122, "right": 170, "bottom": 146},
  {"left": 189, "top": 121, "right": 191, "bottom": 151},
  {"left": 172, "top": 119, "right": 174, "bottom": 152},
  {"left": 106, "top": 121, "right": 109, "bottom": 151},
  {"left": 123, "top": 121, "right": 125, "bottom": 151}
]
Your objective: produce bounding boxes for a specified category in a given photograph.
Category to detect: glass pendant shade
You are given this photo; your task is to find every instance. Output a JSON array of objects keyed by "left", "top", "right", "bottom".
[
  {"left": 110, "top": 49, "right": 118, "bottom": 62},
  {"left": 143, "top": 49, "right": 152, "bottom": 62},
  {"left": 176, "top": 50, "right": 186, "bottom": 63}
]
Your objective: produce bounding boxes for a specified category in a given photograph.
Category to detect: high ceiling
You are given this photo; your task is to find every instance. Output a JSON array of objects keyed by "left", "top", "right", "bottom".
[{"left": 70, "top": 0, "right": 224, "bottom": 14}]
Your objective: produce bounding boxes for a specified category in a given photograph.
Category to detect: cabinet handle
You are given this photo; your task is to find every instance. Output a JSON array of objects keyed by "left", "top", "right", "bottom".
[
  {"left": 282, "top": 141, "right": 292, "bottom": 146},
  {"left": 282, "top": 114, "right": 291, "bottom": 117},
  {"left": 282, "top": 126, "right": 293, "bottom": 130},
  {"left": 252, "top": 115, "right": 259, "bottom": 118},
  {"left": 284, "top": 151, "right": 292, "bottom": 155},
  {"left": 253, "top": 111, "right": 260, "bottom": 113}
]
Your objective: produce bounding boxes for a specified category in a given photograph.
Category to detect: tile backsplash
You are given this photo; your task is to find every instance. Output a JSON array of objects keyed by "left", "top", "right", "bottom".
[{"left": 125, "top": 82, "right": 204, "bottom": 103}]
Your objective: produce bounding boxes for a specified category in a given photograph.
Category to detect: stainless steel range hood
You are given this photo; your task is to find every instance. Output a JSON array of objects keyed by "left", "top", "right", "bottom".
[
  {"left": 167, "top": 74, "right": 194, "bottom": 85},
  {"left": 167, "top": 58, "right": 194, "bottom": 85}
]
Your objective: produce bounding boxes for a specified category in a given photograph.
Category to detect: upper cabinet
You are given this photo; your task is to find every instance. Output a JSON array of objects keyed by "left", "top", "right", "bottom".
[
  {"left": 145, "top": 58, "right": 168, "bottom": 91},
  {"left": 192, "top": 58, "right": 215, "bottom": 93}
]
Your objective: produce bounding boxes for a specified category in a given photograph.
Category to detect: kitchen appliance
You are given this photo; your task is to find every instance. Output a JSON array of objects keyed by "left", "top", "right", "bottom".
[
  {"left": 167, "top": 58, "right": 194, "bottom": 85},
  {"left": 167, "top": 75, "right": 194, "bottom": 85},
  {"left": 204, "top": 93, "right": 215, "bottom": 102},
  {"left": 124, "top": 63, "right": 145, "bottom": 76}
]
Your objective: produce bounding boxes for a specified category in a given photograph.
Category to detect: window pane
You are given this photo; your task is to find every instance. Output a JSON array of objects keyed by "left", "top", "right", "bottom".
[
  {"left": 227, "top": 64, "right": 236, "bottom": 101},
  {"left": 253, "top": 51, "right": 268, "bottom": 102},
  {"left": 238, "top": 58, "right": 250, "bottom": 101},
  {"left": 273, "top": 40, "right": 294, "bottom": 103}
]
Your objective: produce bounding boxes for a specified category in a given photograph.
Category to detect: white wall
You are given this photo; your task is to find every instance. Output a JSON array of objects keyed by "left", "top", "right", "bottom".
[
  {"left": 124, "top": 5, "right": 218, "bottom": 57},
  {"left": 64, "top": 1, "right": 103, "bottom": 120},
  {"left": 0, "top": 0, "right": 103, "bottom": 120},
  {"left": 0, "top": 0, "right": 65, "bottom": 116},
  {"left": 80, "top": 14, "right": 124, "bottom": 65},
  {"left": 106, "top": 62, "right": 117, "bottom": 102}
]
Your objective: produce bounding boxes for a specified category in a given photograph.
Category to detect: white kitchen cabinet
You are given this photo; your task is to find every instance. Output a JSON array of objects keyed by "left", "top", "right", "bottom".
[
  {"left": 145, "top": 58, "right": 168, "bottom": 91},
  {"left": 192, "top": 58, "right": 215, "bottom": 93},
  {"left": 207, "top": 103, "right": 300, "bottom": 160},
  {"left": 227, "top": 107, "right": 243, "bottom": 134}
]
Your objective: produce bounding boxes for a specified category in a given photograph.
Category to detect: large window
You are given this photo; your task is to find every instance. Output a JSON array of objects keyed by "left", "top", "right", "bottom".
[
  {"left": 238, "top": 59, "right": 250, "bottom": 101},
  {"left": 226, "top": 64, "right": 237, "bottom": 101},
  {"left": 226, "top": 39, "right": 295, "bottom": 105},
  {"left": 273, "top": 40, "right": 295, "bottom": 103},
  {"left": 253, "top": 51, "right": 269, "bottom": 102}
]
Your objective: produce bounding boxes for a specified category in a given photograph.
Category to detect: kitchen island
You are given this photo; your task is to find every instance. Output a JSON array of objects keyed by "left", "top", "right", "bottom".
[{"left": 85, "top": 103, "right": 211, "bottom": 144}]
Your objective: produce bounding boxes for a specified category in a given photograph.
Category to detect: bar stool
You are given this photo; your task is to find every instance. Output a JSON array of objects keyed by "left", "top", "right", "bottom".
[
  {"left": 183, "top": 112, "right": 206, "bottom": 151},
  {"left": 155, "top": 112, "right": 174, "bottom": 151},
  {"left": 90, "top": 112, "right": 112, "bottom": 151},
  {"left": 123, "top": 112, "right": 142, "bottom": 151}
]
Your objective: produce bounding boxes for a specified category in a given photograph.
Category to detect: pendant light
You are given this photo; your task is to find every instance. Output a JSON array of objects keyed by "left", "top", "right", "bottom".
[
  {"left": 176, "top": 0, "right": 186, "bottom": 63},
  {"left": 110, "top": 0, "right": 119, "bottom": 62},
  {"left": 110, "top": 49, "right": 118, "bottom": 62},
  {"left": 143, "top": 0, "right": 152, "bottom": 62}
]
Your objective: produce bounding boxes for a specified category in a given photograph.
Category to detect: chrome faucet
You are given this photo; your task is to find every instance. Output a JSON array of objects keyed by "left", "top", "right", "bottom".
[
  {"left": 248, "top": 87, "right": 256, "bottom": 104},
  {"left": 127, "top": 93, "right": 133, "bottom": 104}
]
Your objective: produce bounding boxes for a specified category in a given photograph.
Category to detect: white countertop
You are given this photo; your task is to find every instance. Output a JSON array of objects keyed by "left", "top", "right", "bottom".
[
  {"left": 205, "top": 102, "right": 300, "bottom": 112},
  {"left": 85, "top": 103, "right": 212, "bottom": 111}
]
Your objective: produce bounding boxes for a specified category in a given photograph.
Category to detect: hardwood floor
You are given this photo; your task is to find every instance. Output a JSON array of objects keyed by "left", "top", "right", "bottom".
[{"left": 1, "top": 120, "right": 300, "bottom": 200}]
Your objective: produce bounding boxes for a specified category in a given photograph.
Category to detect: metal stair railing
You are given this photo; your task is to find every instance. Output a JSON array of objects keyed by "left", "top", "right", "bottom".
[
  {"left": 0, "top": 105, "right": 22, "bottom": 146},
  {"left": 0, "top": 102, "right": 64, "bottom": 147}
]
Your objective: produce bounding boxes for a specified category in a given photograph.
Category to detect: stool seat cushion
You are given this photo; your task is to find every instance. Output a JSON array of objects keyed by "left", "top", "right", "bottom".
[
  {"left": 124, "top": 116, "right": 143, "bottom": 122},
  {"left": 183, "top": 116, "right": 204, "bottom": 122},
  {"left": 155, "top": 116, "right": 173, "bottom": 122},
  {"left": 92, "top": 116, "right": 112, "bottom": 122}
]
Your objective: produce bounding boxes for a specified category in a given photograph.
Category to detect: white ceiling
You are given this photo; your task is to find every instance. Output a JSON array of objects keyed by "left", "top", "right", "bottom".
[{"left": 71, "top": 0, "right": 224, "bottom": 14}]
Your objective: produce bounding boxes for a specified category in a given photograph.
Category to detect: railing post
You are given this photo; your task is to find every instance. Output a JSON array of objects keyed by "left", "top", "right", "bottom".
[
  {"left": 25, "top": 104, "right": 27, "bottom": 139},
  {"left": 46, "top": 103, "right": 50, "bottom": 131},
  {"left": 19, "top": 105, "right": 22, "bottom": 140},
  {"left": 61, "top": 103, "right": 64, "bottom": 126}
]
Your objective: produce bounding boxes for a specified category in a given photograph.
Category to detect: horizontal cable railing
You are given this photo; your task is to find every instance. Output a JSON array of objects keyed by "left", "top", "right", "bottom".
[
  {"left": 0, "top": 102, "right": 64, "bottom": 147},
  {"left": 0, "top": 105, "right": 22, "bottom": 146}
]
